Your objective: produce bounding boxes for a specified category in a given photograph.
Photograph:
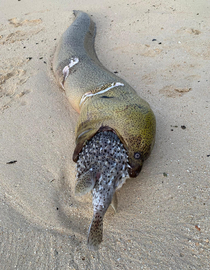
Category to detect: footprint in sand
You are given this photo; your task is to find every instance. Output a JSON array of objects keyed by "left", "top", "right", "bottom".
[
  {"left": 8, "top": 17, "right": 42, "bottom": 27},
  {"left": 159, "top": 85, "right": 192, "bottom": 98},
  {"left": 0, "top": 16, "right": 43, "bottom": 111},
  {"left": 0, "top": 17, "right": 43, "bottom": 44},
  {"left": 0, "top": 58, "right": 31, "bottom": 111}
]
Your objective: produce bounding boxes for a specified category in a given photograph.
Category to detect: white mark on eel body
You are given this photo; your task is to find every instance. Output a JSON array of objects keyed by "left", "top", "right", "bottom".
[
  {"left": 61, "top": 57, "right": 79, "bottom": 88},
  {"left": 79, "top": 82, "right": 124, "bottom": 107}
]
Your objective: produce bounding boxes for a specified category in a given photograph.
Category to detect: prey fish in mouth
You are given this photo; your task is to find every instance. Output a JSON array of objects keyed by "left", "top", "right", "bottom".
[
  {"left": 76, "top": 131, "right": 129, "bottom": 250},
  {"left": 53, "top": 10, "right": 156, "bottom": 250}
]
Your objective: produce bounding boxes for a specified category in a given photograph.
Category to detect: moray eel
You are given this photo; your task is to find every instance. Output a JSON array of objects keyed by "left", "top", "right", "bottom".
[{"left": 53, "top": 10, "right": 156, "bottom": 250}]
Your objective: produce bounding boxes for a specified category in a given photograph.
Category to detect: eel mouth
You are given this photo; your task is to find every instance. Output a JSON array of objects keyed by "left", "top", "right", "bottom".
[
  {"left": 73, "top": 126, "right": 143, "bottom": 178},
  {"left": 128, "top": 164, "right": 142, "bottom": 178}
]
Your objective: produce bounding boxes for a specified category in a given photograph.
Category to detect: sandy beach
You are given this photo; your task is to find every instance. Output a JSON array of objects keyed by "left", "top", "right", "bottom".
[{"left": 0, "top": 0, "right": 210, "bottom": 269}]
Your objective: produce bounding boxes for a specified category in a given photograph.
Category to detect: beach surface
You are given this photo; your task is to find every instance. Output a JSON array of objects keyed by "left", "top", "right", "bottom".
[{"left": 0, "top": 0, "right": 209, "bottom": 269}]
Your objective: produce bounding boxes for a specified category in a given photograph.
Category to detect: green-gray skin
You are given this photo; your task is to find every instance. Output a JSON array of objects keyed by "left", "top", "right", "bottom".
[{"left": 53, "top": 10, "right": 156, "bottom": 250}]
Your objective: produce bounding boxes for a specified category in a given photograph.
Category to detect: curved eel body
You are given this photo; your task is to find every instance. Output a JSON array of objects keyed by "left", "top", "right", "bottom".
[{"left": 53, "top": 11, "right": 156, "bottom": 250}]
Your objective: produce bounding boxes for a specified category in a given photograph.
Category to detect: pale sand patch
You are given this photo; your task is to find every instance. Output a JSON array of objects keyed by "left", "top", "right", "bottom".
[{"left": 0, "top": 0, "right": 210, "bottom": 269}]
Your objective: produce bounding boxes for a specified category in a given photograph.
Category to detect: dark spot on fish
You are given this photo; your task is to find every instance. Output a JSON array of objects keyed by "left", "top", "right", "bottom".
[{"left": 181, "top": 125, "right": 186, "bottom": 129}]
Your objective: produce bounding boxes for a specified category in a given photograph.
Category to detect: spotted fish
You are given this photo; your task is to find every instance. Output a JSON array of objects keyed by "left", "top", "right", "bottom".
[{"left": 76, "top": 131, "right": 129, "bottom": 250}]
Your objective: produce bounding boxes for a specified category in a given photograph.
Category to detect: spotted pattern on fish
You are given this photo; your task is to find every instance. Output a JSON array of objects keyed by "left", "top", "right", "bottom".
[{"left": 76, "top": 131, "right": 129, "bottom": 250}]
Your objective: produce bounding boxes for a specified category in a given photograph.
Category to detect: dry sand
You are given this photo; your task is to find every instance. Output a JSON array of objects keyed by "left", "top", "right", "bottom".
[{"left": 0, "top": 0, "right": 210, "bottom": 269}]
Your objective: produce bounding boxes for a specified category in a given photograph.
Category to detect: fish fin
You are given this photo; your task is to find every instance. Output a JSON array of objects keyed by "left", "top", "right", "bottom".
[
  {"left": 111, "top": 192, "right": 118, "bottom": 213},
  {"left": 75, "top": 170, "right": 95, "bottom": 196},
  {"left": 87, "top": 213, "right": 103, "bottom": 251}
]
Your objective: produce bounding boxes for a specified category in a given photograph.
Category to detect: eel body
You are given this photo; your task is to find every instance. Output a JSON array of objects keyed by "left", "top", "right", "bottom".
[{"left": 53, "top": 11, "right": 156, "bottom": 250}]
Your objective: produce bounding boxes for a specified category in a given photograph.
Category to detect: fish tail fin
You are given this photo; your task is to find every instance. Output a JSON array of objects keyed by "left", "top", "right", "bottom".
[{"left": 87, "top": 213, "right": 103, "bottom": 251}]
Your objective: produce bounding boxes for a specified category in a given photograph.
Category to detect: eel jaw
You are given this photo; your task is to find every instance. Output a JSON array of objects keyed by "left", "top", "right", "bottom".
[{"left": 128, "top": 163, "right": 143, "bottom": 178}]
